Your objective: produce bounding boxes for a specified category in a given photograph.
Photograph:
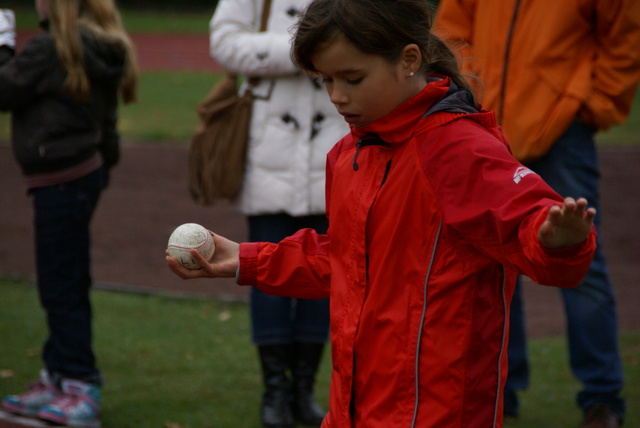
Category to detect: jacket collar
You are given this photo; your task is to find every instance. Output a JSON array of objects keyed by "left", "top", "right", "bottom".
[{"left": 350, "top": 76, "right": 453, "bottom": 145}]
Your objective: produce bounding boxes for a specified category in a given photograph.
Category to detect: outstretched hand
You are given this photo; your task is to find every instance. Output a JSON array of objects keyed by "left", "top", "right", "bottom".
[
  {"left": 166, "top": 231, "right": 240, "bottom": 280},
  {"left": 538, "top": 197, "right": 596, "bottom": 249}
]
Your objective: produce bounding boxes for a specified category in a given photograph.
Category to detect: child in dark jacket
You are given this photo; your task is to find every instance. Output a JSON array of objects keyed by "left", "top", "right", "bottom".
[
  {"left": 166, "top": 1, "right": 597, "bottom": 427},
  {"left": 0, "top": 1, "right": 137, "bottom": 427}
]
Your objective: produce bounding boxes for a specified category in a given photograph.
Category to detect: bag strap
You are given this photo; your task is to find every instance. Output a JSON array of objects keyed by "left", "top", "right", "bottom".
[
  {"left": 243, "top": 0, "right": 272, "bottom": 87},
  {"left": 259, "top": 0, "right": 272, "bottom": 33}
]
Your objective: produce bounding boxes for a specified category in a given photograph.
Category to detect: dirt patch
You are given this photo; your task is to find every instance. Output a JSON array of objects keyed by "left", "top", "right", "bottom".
[{"left": 1, "top": 144, "right": 639, "bottom": 338}]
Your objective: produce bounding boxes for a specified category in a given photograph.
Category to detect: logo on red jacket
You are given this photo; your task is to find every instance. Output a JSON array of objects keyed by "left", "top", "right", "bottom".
[{"left": 513, "top": 166, "right": 536, "bottom": 184}]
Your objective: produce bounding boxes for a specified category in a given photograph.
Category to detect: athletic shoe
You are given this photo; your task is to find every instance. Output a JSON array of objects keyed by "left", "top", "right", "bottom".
[
  {"left": 2, "top": 370, "right": 60, "bottom": 417},
  {"left": 37, "top": 378, "right": 101, "bottom": 428}
]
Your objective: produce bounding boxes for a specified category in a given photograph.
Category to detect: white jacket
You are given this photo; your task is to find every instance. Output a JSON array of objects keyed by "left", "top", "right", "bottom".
[{"left": 209, "top": 0, "right": 349, "bottom": 216}]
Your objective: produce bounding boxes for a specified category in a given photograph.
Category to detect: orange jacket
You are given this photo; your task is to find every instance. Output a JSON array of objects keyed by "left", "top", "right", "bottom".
[
  {"left": 435, "top": 0, "right": 640, "bottom": 163},
  {"left": 239, "top": 79, "right": 597, "bottom": 427}
]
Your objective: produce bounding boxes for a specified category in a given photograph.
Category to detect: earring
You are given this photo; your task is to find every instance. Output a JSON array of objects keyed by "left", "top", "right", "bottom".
[{"left": 409, "top": 72, "right": 415, "bottom": 77}]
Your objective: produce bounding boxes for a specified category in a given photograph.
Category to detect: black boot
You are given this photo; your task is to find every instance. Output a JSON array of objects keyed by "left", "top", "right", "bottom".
[
  {"left": 258, "top": 344, "right": 295, "bottom": 428},
  {"left": 291, "top": 342, "right": 327, "bottom": 427}
]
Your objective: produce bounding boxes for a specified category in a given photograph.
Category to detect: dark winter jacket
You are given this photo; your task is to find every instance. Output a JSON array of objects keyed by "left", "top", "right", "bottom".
[{"left": 0, "top": 28, "right": 125, "bottom": 184}]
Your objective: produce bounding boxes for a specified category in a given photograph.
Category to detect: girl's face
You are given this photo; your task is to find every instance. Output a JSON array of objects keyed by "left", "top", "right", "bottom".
[{"left": 312, "top": 36, "right": 425, "bottom": 128}]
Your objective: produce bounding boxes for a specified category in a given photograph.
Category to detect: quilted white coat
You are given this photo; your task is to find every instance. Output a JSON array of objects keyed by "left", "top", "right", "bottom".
[{"left": 209, "top": 0, "right": 349, "bottom": 216}]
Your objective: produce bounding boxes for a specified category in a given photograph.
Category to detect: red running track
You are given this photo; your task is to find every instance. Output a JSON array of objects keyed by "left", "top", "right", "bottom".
[{"left": 16, "top": 31, "right": 222, "bottom": 72}]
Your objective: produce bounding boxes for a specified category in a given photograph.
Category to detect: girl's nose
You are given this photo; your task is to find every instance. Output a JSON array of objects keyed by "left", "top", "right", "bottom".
[{"left": 329, "top": 85, "right": 348, "bottom": 105}]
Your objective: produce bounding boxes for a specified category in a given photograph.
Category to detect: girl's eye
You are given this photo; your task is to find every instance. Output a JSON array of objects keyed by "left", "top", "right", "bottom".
[
  {"left": 346, "top": 77, "right": 363, "bottom": 85},
  {"left": 322, "top": 77, "right": 333, "bottom": 84}
]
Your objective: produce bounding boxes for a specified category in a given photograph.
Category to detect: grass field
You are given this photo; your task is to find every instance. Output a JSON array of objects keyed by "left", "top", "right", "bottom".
[
  {"left": 0, "top": 278, "right": 638, "bottom": 428},
  {"left": 5, "top": 7, "right": 214, "bottom": 34}
]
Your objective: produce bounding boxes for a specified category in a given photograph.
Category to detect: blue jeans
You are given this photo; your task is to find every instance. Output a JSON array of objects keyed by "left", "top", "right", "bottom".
[
  {"left": 31, "top": 168, "right": 106, "bottom": 386},
  {"left": 505, "top": 120, "right": 625, "bottom": 419},
  {"left": 248, "top": 214, "right": 330, "bottom": 345}
]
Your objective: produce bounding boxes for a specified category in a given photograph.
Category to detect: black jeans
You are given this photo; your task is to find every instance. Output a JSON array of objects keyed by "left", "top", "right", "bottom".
[{"left": 32, "top": 168, "right": 105, "bottom": 386}]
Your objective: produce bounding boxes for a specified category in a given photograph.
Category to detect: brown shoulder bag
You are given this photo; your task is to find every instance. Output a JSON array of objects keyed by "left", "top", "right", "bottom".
[{"left": 188, "top": 0, "right": 272, "bottom": 205}]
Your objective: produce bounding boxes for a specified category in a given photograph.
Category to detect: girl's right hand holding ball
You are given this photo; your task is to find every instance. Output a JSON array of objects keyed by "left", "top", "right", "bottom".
[{"left": 166, "top": 232, "right": 240, "bottom": 280}]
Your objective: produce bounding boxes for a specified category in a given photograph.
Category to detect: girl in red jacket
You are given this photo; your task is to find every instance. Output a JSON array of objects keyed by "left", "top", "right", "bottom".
[{"left": 167, "top": 1, "right": 597, "bottom": 426}]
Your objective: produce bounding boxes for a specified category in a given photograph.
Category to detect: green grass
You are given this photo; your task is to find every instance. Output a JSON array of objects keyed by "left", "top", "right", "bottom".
[
  {"left": 9, "top": 7, "right": 212, "bottom": 34},
  {"left": 1, "top": 278, "right": 638, "bottom": 428},
  {"left": 595, "top": 90, "right": 640, "bottom": 146},
  {"left": 119, "top": 10, "right": 214, "bottom": 34},
  {"left": 118, "top": 72, "right": 221, "bottom": 143},
  {"left": 0, "top": 277, "right": 331, "bottom": 428},
  {"left": 505, "top": 332, "right": 640, "bottom": 427}
]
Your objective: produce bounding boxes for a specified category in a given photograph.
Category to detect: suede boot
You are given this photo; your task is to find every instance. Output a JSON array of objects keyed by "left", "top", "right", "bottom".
[
  {"left": 258, "top": 344, "right": 295, "bottom": 428},
  {"left": 291, "top": 342, "right": 326, "bottom": 427}
]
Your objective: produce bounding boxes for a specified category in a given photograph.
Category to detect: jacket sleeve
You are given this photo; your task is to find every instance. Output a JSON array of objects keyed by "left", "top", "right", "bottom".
[
  {"left": 0, "top": 35, "right": 55, "bottom": 111},
  {"left": 209, "top": 0, "right": 299, "bottom": 77},
  {"left": 99, "top": 89, "right": 120, "bottom": 170},
  {"left": 580, "top": 0, "right": 640, "bottom": 130},
  {"left": 238, "top": 228, "right": 332, "bottom": 299},
  {"left": 0, "top": 45, "right": 13, "bottom": 65},
  {"left": 421, "top": 117, "right": 597, "bottom": 288}
]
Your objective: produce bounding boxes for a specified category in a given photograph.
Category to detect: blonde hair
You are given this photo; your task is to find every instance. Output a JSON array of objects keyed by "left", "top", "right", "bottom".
[{"left": 48, "top": 0, "right": 138, "bottom": 103}]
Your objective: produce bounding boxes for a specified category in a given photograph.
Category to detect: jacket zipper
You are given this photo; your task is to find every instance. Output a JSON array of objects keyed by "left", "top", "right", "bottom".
[
  {"left": 353, "top": 141, "right": 362, "bottom": 170},
  {"left": 352, "top": 135, "right": 390, "bottom": 171},
  {"left": 498, "top": 0, "right": 522, "bottom": 125},
  {"left": 381, "top": 160, "right": 392, "bottom": 185}
]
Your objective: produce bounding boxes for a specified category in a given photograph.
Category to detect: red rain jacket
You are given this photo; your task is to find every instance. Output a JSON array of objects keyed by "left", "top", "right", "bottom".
[{"left": 239, "top": 78, "right": 596, "bottom": 427}]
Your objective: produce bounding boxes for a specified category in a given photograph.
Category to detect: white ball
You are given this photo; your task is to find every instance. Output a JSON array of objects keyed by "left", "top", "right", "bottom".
[{"left": 167, "top": 223, "right": 215, "bottom": 270}]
